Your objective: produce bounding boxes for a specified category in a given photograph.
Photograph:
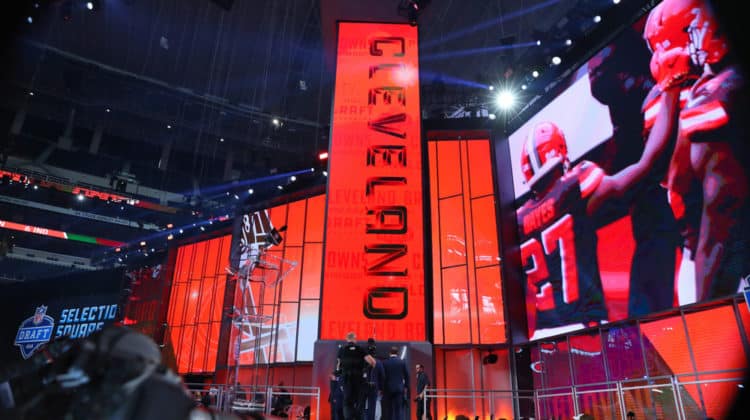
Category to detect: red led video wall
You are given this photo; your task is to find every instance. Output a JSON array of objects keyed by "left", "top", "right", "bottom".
[
  {"left": 505, "top": 0, "right": 750, "bottom": 341},
  {"left": 320, "top": 22, "right": 426, "bottom": 341},
  {"left": 228, "top": 195, "right": 325, "bottom": 365},
  {"left": 166, "top": 235, "right": 231, "bottom": 374},
  {"left": 428, "top": 136, "right": 506, "bottom": 344},
  {"left": 433, "top": 348, "right": 512, "bottom": 419},
  {"left": 121, "top": 264, "right": 169, "bottom": 339}
]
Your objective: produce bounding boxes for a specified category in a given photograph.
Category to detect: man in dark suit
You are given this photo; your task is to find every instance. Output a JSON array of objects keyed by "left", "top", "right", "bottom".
[
  {"left": 381, "top": 346, "right": 409, "bottom": 420},
  {"left": 364, "top": 338, "right": 385, "bottom": 420}
]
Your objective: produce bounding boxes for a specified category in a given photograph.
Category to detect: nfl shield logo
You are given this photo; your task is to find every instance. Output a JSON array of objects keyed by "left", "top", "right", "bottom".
[{"left": 15, "top": 306, "right": 55, "bottom": 359}]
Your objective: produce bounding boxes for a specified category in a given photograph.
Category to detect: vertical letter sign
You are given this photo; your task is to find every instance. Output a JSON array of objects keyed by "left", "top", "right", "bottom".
[{"left": 321, "top": 22, "right": 425, "bottom": 341}]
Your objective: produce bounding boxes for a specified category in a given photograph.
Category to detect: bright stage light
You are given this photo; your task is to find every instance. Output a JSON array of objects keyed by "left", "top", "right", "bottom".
[
  {"left": 495, "top": 90, "right": 516, "bottom": 111},
  {"left": 551, "top": 56, "right": 561, "bottom": 65}
]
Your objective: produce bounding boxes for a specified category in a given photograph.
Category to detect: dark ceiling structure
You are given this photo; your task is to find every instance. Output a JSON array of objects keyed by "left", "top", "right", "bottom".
[{"left": 0, "top": 0, "right": 640, "bottom": 282}]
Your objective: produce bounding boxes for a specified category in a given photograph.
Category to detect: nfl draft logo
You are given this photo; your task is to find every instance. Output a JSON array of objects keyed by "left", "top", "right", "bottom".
[{"left": 14, "top": 306, "right": 55, "bottom": 359}]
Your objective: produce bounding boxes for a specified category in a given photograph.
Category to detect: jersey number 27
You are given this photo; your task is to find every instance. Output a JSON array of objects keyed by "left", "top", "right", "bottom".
[{"left": 520, "top": 214, "right": 580, "bottom": 311}]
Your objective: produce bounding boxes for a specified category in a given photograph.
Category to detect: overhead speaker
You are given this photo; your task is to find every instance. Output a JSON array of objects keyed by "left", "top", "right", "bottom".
[{"left": 209, "top": 0, "right": 234, "bottom": 11}]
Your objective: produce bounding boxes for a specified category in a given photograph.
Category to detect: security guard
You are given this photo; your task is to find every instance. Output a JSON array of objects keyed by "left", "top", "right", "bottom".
[{"left": 336, "top": 332, "right": 376, "bottom": 420}]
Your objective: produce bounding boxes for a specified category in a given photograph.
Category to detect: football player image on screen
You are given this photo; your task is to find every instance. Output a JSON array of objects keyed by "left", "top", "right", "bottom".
[
  {"left": 517, "top": 122, "right": 610, "bottom": 340},
  {"left": 518, "top": 112, "right": 696, "bottom": 339},
  {"left": 586, "top": 26, "right": 682, "bottom": 318},
  {"left": 659, "top": 0, "right": 750, "bottom": 300}
]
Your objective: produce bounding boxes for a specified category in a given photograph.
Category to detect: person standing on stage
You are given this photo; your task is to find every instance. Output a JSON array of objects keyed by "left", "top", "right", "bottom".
[
  {"left": 364, "top": 338, "right": 385, "bottom": 420},
  {"left": 337, "top": 332, "right": 376, "bottom": 420},
  {"left": 329, "top": 371, "right": 345, "bottom": 420},
  {"left": 415, "top": 364, "right": 432, "bottom": 420},
  {"left": 381, "top": 346, "right": 409, "bottom": 420}
]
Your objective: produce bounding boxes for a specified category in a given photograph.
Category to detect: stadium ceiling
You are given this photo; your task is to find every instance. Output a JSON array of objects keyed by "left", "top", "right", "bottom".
[{"left": 0, "top": 0, "right": 612, "bottom": 281}]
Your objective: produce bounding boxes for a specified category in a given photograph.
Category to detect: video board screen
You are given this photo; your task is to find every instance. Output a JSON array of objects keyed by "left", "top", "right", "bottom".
[
  {"left": 507, "top": 0, "right": 750, "bottom": 340},
  {"left": 320, "top": 22, "right": 426, "bottom": 341},
  {"left": 228, "top": 194, "right": 325, "bottom": 365}
]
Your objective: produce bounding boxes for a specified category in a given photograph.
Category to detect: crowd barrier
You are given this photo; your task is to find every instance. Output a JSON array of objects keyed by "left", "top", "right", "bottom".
[
  {"left": 185, "top": 383, "right": 320, "bottom": 419},
  {"left": 184, "top": 369, "right": 743, "bottom": 419}
]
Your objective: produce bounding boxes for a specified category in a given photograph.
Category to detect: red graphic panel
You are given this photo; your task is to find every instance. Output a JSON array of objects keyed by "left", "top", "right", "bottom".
[
  {"left": 166, "top": 234, "right": 231, "bottom": 374},
  {"left": 433, "top": 348, "right": 513, "bottom": 419},
  {"left": 429, "top": 138, "right": 506, "bottom": 344},
  {"left": 436, "top": 142, "right": 462, "bottom": 198},
  {"left": 684, "top": 306, "right": 746, "bottom": 419},
  {"left": 320, "top": 22, "right": 425, "bottom": 341}
]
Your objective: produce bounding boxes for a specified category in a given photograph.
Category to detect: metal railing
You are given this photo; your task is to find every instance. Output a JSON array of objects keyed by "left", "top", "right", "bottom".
[
  {"left": 185, "top": 383, "right": 320, "bottom": 419},
  {"left": 423, "top": 369, "right": 745, "bottom": 420}
]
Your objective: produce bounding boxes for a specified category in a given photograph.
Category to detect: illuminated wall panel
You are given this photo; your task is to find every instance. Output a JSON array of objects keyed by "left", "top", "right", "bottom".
[
  {"left": 433, "top": 348, "right": 513, "bottom": 420},
  {"left": 229, "top": 195, "right": 325, "bottom": 365},
  {"left": 166, "top": 234, "right": 231, "bottom": 374},
  {"left": 684, "top": 306, "right": 745, "bottom": 419},
  {"left": 518, "top": 301, "right": 748, "bottom": 419},
  {"left": 321, "top": 22, "right": 425, "bottom": 341},
  {"left": 640, "top": 316, "right": 693, "bottom": 377},
  {"left": 429, "top": 137, "right": 506, "bottom": 344}
]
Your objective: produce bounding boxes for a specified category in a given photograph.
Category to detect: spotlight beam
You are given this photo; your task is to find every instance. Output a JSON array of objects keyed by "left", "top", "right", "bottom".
[
  {"left": 421, "top": 71, "right": 488, "bottom": 89},
  {"left": 183, "top": 168, "right": 313, "bottom": 197},
  {"left": 421, "top": 42, "right": 537, "bottom": 62}
]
